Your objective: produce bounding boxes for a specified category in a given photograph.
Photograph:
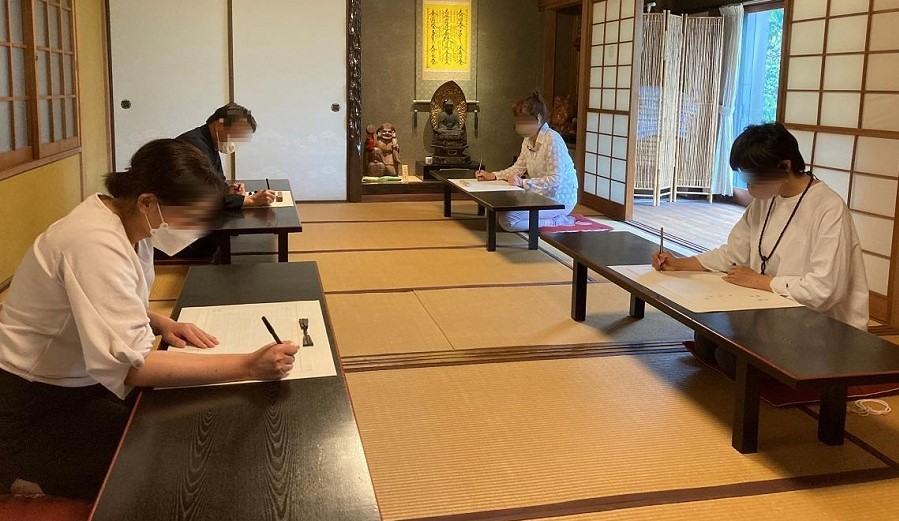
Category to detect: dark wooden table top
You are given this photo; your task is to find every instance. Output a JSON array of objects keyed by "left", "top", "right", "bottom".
[
  {"left": 215, "top": 178, "right": 303, "bottom": 233},
  {"left": 432, "top": 171, "right": 565, "bottom": 212},
  {"left": 541, "top": 230, "right": 899, "bottom": 387},
  {"left": 90, "top": 262, "right": 379, "bottom": 521}
]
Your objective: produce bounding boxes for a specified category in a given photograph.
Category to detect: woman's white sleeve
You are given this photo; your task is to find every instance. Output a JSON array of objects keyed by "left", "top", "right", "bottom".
[
  {"left": 695, "top": 208, "right": 753, "bottom": 272},
  {"left": 61, "top": 239, "right": 155, "bottom": 399},
  {"left": 494, "top": 141, "right": 529, "bottom": 180},
  {"left": 769, "top": 208, "right": 852, "bottom": 311},
  {"left": 522, "top": 138, "right": 564, "bottom": 192}
]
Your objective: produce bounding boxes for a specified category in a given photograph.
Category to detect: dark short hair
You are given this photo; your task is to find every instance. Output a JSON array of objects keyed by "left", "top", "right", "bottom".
[
  {"left": 730, "top": 123, "right": 807, "bottom": 175},
  {"left": 206, "top": 102, "right": 257, "bottom": 132},
  {"left": 104, "top": 139, "right": 225, "bottom": 205},
  {"left": 513, "top": 91, "right": 547, "bottom": 120}
]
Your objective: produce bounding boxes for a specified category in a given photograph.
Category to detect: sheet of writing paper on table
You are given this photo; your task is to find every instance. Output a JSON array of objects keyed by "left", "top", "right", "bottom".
[
  {"left": 609, "top": 265, "right": 804, "bottom": 313},
  {"left": 448, "top": 179, "right": 523, "bottom": 192},
  {"left": 267, "top": 191, "right": 295, "bottom": 207},
  {"left": 166, "top": 301, "right": 336, "bottom": 387},
  {"left": 247, "top": 190, "right": 295, "bottom": 207}
]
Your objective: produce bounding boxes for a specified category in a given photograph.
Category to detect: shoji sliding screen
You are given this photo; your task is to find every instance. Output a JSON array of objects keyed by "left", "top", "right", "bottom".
[
  {"left": 579, "top": 0, "right": 642, "bottom": 220},
  {"left": 782, "top": 0, "right": 899, "bottom": 320}
]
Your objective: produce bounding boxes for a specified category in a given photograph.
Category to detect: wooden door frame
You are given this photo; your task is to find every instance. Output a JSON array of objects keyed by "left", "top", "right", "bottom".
[
  {"left": 575, "top": 0, "right": 642, "bottom": 221},
  {"left": 346, "top": 0, "right": 363, "bottom": 202}
]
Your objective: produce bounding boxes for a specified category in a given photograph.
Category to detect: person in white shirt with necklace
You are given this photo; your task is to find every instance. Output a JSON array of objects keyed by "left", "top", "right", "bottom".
[
  {"left": 652, "top": 123, "right": 868, "bottom": 375},
  {"left": 475, "top": 91, "right": 579, "bottom": 231},
  {"left": 0, "top": 139, "right": 298, "bottom": 499}
]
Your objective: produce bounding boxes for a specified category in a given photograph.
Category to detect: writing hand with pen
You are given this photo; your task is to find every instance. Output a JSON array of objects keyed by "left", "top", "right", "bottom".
[
  {"left": 251, "top": 316, "right": 300, "bottom": 380},
  {"left": 243, "top": 189, "right": 277, "bottom": 207}
]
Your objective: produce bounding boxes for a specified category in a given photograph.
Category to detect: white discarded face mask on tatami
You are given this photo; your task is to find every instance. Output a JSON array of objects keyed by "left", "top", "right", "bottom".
[{"left": 145, "top": 202, "right": 205, "bottom": 256}]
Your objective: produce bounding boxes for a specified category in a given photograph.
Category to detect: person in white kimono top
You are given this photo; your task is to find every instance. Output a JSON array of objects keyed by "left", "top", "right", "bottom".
[
  {"left": 652, "top": 123, "right": 868, "bottom": 376},
  {"left": 0, "top": 139, "right": 298, "bottom": 499},
  {"left": 475, "top": 91, "right": 579, "bottom": 231}
]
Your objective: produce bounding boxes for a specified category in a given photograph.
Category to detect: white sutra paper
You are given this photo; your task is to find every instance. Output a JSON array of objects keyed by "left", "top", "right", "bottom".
[
  {"left": 448, "top": 179, "right": 523, "bottom": 192},
  {"left": 610, "top": 265, "right": 804, "bottom": 313},
  {"left": 167, "top": 300, "right": 336, "bottom": 387}
]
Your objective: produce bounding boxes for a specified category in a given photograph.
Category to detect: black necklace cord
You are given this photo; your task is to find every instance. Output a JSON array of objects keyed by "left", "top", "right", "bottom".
[{"left": 757, "top": 174, "right": 815, "bottom": 275}]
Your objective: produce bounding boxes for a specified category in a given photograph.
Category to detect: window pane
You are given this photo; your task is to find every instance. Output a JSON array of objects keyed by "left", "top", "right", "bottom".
[
  {"left": 65, "top": 97, "right": 75, "bottom": 138},
  {"left": 10, "top": 0, "right": 23, "bottom": 43},
  {"left": 52, "top": 97, "right": 62, "bottom": 141},
  {"left": 37, "top": 51, "right": 48, "bottom": 96},
  {"left": 0, "top": 2, "right": 8, "bottom": 42},
  {"left": 14, "top": 99, "right": 27, "bottom": 147},
  {"left": 0, "top": 47, "right": 9, "bottom": 98},
  {"left": 35, "top": 2, "right": 47, "bottom": 47},
  {"left": 48, "top": 3, "right": 58, "bottom": 49},
  {"left": 12, "top": 47, "right": 25, "bottom": 97},
  {"left": 50, "top": 52, "right": 60, "bottom": 95},
  {"left": 63, "top": 54, "right": 72, "bottom": 94},
  {"left": 0, "top": 102, "right": 11, "bottom": 152},
  {"left": 61, "top": 11, "right": 71, "bottom": 51},
  {"left": 39, "top": 99, "right": 50, "bottom": 143}
]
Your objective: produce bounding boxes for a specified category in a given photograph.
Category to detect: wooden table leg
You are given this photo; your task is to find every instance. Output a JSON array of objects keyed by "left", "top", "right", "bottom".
[
  {"left": 629, "top": 295, "right": 646, "bottom": 319},
  {"left": 217, "top": 231, "right": 232, "bottom": 265},
  {"left": 443, "top": 185, "right": 452, "bottom": 217},
  {"left": 732, "top": 357, "right": 761, "bottom": 454},
  {"left": 277, "top": 232, "right": 289, "bottom": 263},
  {"left": 528, "top": 209, "right": 540, "bottom": 250},
  {"left": 572, "top": 260, "right": 588, "bottom": 322},
  {"left": 818, "top": 384, "right": 848, "bottom": 445},
  {"left": 486, "top": 209, "right": 497, "bottom": 252},
  {"left": 477, "top": 204, "right": 485, "bottom": 216}
]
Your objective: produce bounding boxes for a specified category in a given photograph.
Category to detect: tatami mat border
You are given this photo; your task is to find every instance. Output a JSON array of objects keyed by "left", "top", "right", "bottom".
[
  {"left": 798, "top": 406, "right": 899, "bottom": 468},
  {"left": 323, "top": 280, "right": 602, "bottom": 295},
  {"left": 341, "top": 340, "right": 687, "bottom": 372},
  {"left": 393, "top": 468, "right": 899, "bottom": 521},
  {"left": 288, "top": 243, "right": 528, "bottom": 255},
  {"left": 304, "top": 217, "right": 483, "bottom": 224}
]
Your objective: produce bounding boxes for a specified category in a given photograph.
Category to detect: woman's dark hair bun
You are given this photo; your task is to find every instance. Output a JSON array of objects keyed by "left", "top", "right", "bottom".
[{"left": 104, "top": 139, "right": 224, "bottom": 205}]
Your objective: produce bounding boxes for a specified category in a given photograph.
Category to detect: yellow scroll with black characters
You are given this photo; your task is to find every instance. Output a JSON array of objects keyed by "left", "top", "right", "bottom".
[{"left": 422, "top": 0, "right": 471, "bottom": 79}]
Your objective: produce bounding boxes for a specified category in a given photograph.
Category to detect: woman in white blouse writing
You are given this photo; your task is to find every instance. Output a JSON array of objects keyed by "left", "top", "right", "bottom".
[
  {"left": 0, "top": 140, "right": 297, "bottom": 499},
  {"left": 476, "top": 91, "right": 579, "bottom": 231},
  {"left": 652, "top": 123, "right": 868, "bottom": 375}
]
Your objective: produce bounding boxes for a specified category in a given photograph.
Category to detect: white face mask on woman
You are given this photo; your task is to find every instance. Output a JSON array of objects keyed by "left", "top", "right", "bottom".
[{"left": 145, "top": 202, "right": 205, "bottom": 256}]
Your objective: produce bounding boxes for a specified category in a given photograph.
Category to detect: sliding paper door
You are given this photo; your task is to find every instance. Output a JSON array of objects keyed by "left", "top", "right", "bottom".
[
  {"left": 108, "top": 0, "right": 229, "bottom": 171},
  {"left": 579, "top": 0, "right": 642, "bottom": 220},
  {"left": 781, "top": 0, "right": 899, "bottom": 321},
  {"left": 232, "top": 0, "right": 347, "bottom": 201}
]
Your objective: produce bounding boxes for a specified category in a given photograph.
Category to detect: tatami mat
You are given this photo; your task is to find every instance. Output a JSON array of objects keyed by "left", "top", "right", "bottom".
[
  {"left": 290, "top": 219, "right": 526, "bottom": 252},
  {"left": 417, "top": 283, "right": 692, "bottom": 350},
  {"left": 808, "top": 394, "right": 899, "bottom": 465},
  {"left": 150, "top": 266, "right": 188, "bottom": 301},
  {"left": 290, "top": 248, "right": 572, "bottom": 293},
  {"left": 330, "top": 284, "right": 691, "bottom": 357},
  {"left": 301, "top": 200, "right": 482, "bottom": 222},
  {"left": 148, "top": 300, "right": 175, "bottom": 318},
  {"left": 525, "top": 477, "right": 899, "bottom": 521},
  {"left": 326, "top": 292, "right": 452, "bottom": 356},
  {"left": 346, "top": 353, "right": 886, "bottom": 521}
]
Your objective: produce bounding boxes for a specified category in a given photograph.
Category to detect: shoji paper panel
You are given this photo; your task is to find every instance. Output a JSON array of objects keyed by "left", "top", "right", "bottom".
[
  {"left": 582, "top": 0, "right": 639, "bottom": 213},
  {"left": 864, "top": 253, "right": 890, "bottom": 295},
  {"left": 855, "top": 137, "right": 899, "bottom": 177},
  {"left": 853, "top": 212, "right": 894, "bottom": 257},
  {"left": 784, "top": 0, "right": 899, "bottom": 304}
]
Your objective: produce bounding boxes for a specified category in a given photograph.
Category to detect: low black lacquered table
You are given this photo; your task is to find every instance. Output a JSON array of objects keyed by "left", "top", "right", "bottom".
[
  {"left": 90, "top": 262, "right": 379, "bottom": 521},
  {"left": 433, "top": 171, "right": 564, "bottom": 251},
  {"left": 215, "top": 178, "right": 303, "bottom": 263},
  {"left": 541, "top": 230, "right": 899, "bottom": 454}
]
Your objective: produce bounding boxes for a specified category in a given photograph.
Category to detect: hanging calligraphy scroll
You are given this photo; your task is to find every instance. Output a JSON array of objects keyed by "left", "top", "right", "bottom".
[{"left": 422, "top": 0, "right": 472, "bottom": 80}]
